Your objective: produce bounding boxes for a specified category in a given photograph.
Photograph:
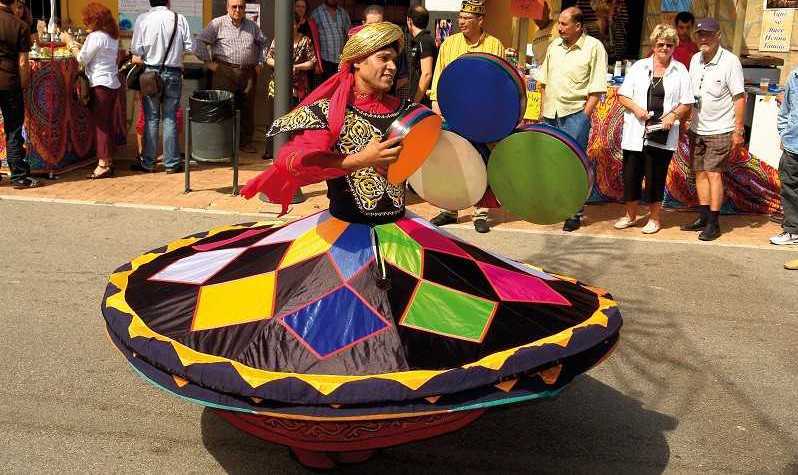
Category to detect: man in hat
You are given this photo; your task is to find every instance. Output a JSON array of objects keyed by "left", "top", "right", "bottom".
[
  {"left": 241, "top": 22, "right": 410, "bottom": 223},
  {"left": 428, "top": 0, "right": 505, "bottom": 233},
  {"left": 538, "top": 6, "right": 608, "bottom": 232},
  {"left": 680, "top": 17, "right": 745, "bottom": 241}
]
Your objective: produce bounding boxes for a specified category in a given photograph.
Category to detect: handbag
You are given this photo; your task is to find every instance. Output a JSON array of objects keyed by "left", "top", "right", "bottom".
[
  {"left": 75, "top": 69, "right": 91, "bottom": 107},
  {"left": 139, "top": 11, "right": 178, "bottom": 99},
  {"left": 122, "top": 61, "right": 144, "bottom": 90}
]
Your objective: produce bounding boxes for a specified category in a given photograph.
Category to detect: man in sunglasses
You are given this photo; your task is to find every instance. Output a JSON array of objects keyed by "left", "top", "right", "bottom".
[
  {"left": 428, "top": 0, "right": 504, "bottom": 234},
  {"left": 681, "top": 18, "right": 745, "bottom": 241}
]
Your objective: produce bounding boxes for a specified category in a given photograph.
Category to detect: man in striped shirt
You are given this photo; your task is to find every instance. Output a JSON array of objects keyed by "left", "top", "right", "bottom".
[
  {"left": 428, "top": 0, "right": 504, "bottom": 234},
  {"left": 310, "top": 0, "right": 351, "bottom": 82},
  {"left": 195, "top": 0, "right": 267, "bottom": 153}
]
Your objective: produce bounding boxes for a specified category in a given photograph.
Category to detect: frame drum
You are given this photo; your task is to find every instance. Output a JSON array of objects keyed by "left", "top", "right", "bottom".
[
  {"left": 386, "top": 103, "right": 442, "bottom": 185},
  {"left": 408, "top": 130, "right": 488, "bottom": 211},
  {"left": 437, "top": 53, "right": 526, "bottom": 143}
]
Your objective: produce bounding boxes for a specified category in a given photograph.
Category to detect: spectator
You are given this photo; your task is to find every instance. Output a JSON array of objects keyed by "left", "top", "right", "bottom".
[
  {"left": 681, "top": 18, "right": 745, "bottom": 241},
  {"left": 615, "top": 24, "right": 693, "bottom": 234},
  {"left": 672, "top": 11, "right": 698, "bottom": 69},
  {"left": 428, "top": 0, "right": 504, "bottom": 234},
  {"left": 406, "top": 3, "right": 436, "bottom": 106},
  {"left": 348, "top": 4, "right": 383, "bottom": 37},
  {"left": 130, "top": 0, "right": 192, "bottom": 174},
  {"left": 263, "top": 13, "right": 316, "bottom": 160},
  {"left": 310, "top": 0, "right": 350, "bottom": 82},
  {"left": 194, "top": 0, "right": 267, "bottom": 154},
  {"left": 0, "top": 0, "right": 38, "bottom": 188},
  {"left": 538, "top": 6, "right": 608, "bottom": 231},
  {"left": 294, "top": 0, "right": 323, "bottom": 78},
  {"left": 61, "top": 2, "right": 122, "bottom": 180},
  {"left": 773, "top": 66, "right": 798, "bottom": 246},
  {"left": 11, "top": 1, "right": 31, "bottom": 31}
]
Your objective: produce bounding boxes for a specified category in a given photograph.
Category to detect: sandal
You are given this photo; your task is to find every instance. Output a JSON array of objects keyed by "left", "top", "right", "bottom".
[{"left": 87, "top": 165, "right": 114, "bottom": 179}]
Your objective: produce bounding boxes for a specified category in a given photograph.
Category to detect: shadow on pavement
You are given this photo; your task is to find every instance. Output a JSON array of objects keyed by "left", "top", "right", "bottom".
[{"left": 200, "top": 377, "right": 676, "bottom": 474}]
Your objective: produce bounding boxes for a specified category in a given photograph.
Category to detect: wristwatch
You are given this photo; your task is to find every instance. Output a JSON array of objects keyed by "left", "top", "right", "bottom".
[{"left": 734, "top": 128, "right": 745, "bottom": 137}]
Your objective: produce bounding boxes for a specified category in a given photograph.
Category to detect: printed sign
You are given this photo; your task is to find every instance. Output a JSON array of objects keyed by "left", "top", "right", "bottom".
[{"left": 759, "top": 8, "right": 795, "bottom": 52}]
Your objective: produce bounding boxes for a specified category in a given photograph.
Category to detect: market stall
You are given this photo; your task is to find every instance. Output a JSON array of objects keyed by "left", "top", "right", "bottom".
[
  {"left": 0, "top": 51, "right": 127, "bottom": 178},
  {"left": 587, "top": 87, "right": 782, "bottom": 215}
]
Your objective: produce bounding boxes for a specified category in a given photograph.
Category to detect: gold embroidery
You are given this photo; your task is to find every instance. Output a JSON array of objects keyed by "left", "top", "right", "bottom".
[
  {"left": 267, "top": 100, "right": 328, "bottom": 137},
  {"left": 386, "top": 182, "right": 405, "bottom": 208},
  {"left": 349, "top": 168, "right": 385, "bottom": 211},
  {"left": 337, "top": 110, "right": 381, "bottom": 154}
]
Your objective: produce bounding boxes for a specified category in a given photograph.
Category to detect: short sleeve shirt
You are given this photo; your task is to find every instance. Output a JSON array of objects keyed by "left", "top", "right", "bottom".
[
  {"left": 408, "top": 30, "right": 437, "bottom": 103},
  {"left": 0, "top": 8, "right": 31, "bottom": 90},
  {"left": 689, "top": 47, "right": 745, "bottom": 135},
  {"left": 538, "top": 34, "right": 608, "bottom": 119}
]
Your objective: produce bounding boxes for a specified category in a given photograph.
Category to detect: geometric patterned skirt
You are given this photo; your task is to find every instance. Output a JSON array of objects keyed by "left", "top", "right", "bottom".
[{"left": 101, "top": 210, "right": 622, "bottom": 421}]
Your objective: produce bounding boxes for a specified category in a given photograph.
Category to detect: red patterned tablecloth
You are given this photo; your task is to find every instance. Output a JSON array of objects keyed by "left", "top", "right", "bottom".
[
  {"left": 588, "top": 87, "right": 782, "bottom": 215},
  {"left": 0, "top": 57, "right": 127, "bottom": 176}
]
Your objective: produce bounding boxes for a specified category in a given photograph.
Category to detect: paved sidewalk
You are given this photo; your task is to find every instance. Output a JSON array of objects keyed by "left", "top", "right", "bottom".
[{"left": 0, "top": 143, "right": 793, "bottom": 250}]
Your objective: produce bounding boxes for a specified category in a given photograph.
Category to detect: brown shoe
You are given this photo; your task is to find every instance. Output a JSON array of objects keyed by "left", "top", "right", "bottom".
[{"left": 239, "top": 143, "right": 257, "bottom": 154}]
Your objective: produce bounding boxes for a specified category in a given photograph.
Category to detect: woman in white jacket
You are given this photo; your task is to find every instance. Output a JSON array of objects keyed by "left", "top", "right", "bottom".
[
  {"left": 61, "top": 2, "right": 121, "bottom": 179},
  {"left": 615, "top": 24, "right": 694, "bottom": 233}
]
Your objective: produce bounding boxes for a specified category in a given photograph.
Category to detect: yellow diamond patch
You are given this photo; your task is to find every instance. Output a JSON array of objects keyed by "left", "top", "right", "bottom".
[{"left": 193, "top": 272, "right": 276, "bottom": 331}]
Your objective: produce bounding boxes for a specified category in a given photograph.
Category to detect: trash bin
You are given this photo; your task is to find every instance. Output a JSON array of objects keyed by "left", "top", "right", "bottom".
[{"left": 189, "top": 89, "right": 236, "bottom": 162}]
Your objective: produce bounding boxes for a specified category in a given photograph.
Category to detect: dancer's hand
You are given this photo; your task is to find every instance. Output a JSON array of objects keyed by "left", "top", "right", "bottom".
[{"left": 345, "top": 136, "right": 402, "bottom": 171}]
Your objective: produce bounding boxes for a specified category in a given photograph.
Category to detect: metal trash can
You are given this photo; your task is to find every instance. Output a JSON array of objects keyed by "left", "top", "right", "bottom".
[{"left": 189, "top": 89, "right": 236, "bottom": 162}]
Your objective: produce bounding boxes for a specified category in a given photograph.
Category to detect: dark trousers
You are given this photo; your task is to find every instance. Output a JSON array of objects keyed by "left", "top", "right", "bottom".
[
  {"left": 91, "top": 86, "right": 118, "bottom": 163},
  {"left": 780, "top": 151, "right": 798, "bottom": 233},
  {"left": 212, "top": 63, "right": 256, "bottom": 146},
  {"left": 622, "top": 146, "right": 674, "bottom": 203},
  {"left": 0, "top": 89, "right": 28, "bottom": 182}
]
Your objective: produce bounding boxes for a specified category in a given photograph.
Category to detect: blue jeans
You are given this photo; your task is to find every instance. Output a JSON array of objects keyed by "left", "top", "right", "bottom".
[
  {"left": 0, "top": 89, "right": 28, "bottom": 182},
  {"left": 543, "top": 110, "right": 591, "bottom": 151},
  {"left": 142, "top": 67, "right": 182, "bottom": 170},
  {"left": 544, "top": 111, "right": 592, "bottom": 217}
]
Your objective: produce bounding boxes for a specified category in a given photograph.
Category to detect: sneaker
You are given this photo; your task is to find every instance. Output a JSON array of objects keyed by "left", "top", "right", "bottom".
[
  {"left": 698, "top": 223, "right": 721, "bottom": 241},
  {"left": 430, "top": 212, "right": 457, "bottom": 227},
  {"left": 11, "top": 177, "right": 42, "bottom": 189},
  {"left": 613, "top": 216, "right": 637, "bottom": 229},
  {"left": 641, "top": 220, "right": 661, "bottom": 234},
  {"left": 165, "top": 165, "right": 184, "bottom": 174},
  {"left": 562, "top": 216, "right": 581, "bottom": 232},
  {"left": 770, "top": 232, "right": 798, "bottom": 245},
  {"left": 473, "top": 218, "right": 490, "bottom": 233}
]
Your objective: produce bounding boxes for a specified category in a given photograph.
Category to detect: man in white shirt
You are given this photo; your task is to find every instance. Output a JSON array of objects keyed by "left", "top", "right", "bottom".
[
  {"left": 130, "top": 0, "right": 192, "bottom": 174},
  {"left": 682, "top": 18, "right": 745, "bottom": 241}
]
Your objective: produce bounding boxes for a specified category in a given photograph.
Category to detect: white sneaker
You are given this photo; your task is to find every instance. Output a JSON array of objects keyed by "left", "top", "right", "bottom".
[
  {"left": 613, "top": 216, "right": 637, "bottom": 229},
  {"left": 641, "top": 220, "right": 661, "bottom": 234},
  {"left": 770, "top": 232, "right": 798, "bottom": 245}
]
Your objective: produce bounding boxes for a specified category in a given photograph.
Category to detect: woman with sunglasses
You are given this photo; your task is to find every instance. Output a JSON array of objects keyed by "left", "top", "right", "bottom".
[{"left": 615, "top": 24, "right": 694, "bottom": 234}]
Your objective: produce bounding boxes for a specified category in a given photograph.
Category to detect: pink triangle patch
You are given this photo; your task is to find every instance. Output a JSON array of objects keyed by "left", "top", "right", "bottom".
[
  {"left": 395, "top": 218, "right": 470, "bottom": 258},
  {"left": 478, "top": 262, "right": 571, "bottom": 305}
]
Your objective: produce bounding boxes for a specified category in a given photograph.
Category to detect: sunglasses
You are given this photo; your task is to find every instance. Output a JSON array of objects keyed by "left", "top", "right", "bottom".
[
  {"left": 655, "top": 42, "right": 674, "bottom": 49},
  {"left": 230, "top": 5, "right": 245, "bottom": 9}
]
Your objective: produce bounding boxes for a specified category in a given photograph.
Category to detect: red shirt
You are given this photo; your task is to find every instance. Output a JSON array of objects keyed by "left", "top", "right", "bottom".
[{"left": 673, "top": 39, "right": 698, "bottom": 69}]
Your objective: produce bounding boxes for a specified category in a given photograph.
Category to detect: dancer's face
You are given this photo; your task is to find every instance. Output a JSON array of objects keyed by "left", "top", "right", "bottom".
[{"left": 353, "top": 47, "right": 398, "bottom": 93}]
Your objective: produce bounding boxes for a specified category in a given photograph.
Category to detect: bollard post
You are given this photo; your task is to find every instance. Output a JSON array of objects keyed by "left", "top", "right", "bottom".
[
  {"left": 184, "top": 105, "right": 191, "bottom": 193},
  {"left": 232, "top": 109, "right": 240, "bottom": 196}
]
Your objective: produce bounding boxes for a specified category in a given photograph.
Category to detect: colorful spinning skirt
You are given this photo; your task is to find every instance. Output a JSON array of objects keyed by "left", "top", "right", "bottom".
[{"left": 101, "top": 211, "right": 621, "bottom": 421}]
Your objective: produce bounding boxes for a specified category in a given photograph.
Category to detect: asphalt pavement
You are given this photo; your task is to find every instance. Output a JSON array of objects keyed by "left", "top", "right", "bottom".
[{"left": 0, "top": 199, "right": 796, "bottom": 474}]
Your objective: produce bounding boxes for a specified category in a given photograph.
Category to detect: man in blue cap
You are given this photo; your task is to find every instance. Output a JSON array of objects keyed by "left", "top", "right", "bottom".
[{"left": 681, "top": 17, "right": 745, "bottom": 241}]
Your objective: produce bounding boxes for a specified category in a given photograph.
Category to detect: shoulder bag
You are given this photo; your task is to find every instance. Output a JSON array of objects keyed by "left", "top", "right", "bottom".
[{"left": 139, "top": 11, "right": 178, "bottom": 99}]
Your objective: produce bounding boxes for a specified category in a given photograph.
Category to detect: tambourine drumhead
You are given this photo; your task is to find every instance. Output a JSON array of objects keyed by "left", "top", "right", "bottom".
[
  {"left": 437, "top": 53, "right": 526, "bottom": 143},
  {"left": 488, "top": 130, "right": 590, "bottom": 225},
  {"left": 386, "top": 104, "right": 442, "bottom": 185},
  {"left": 522, "top": 124, "right": 595, "bottom": 185},
  {"left": 408, "top": 130, "right": 488, "bottom": 211}
]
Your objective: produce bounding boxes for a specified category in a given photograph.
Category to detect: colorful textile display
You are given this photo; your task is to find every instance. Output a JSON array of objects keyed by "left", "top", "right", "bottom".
[
  {"left": 0, "top": 58, "right": 127, "bottom": 175},
  {"left": 587, "top": 87, "right": 781, "bottom": 215}
]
